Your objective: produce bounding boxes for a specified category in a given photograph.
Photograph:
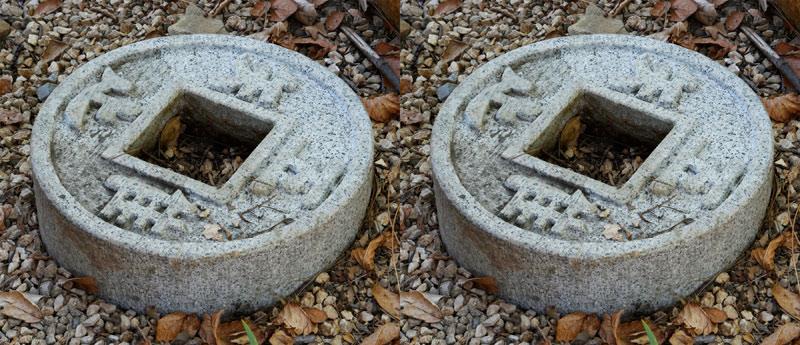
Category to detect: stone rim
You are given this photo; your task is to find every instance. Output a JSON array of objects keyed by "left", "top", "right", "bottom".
[
  {"left": 31, "top": 34, "right": 374, "bottom": 259},
  {"left": 431, "top": 34, "right": 773, "bottom": 259}
]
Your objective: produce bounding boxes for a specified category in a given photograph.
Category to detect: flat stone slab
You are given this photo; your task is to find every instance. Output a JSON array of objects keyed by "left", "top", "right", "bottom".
[
  {"left": 431, "top": 35, "right": 773, "bottom": 313},
  {"left": 31, "top": 35, "right": 373, "bottom": 313}
]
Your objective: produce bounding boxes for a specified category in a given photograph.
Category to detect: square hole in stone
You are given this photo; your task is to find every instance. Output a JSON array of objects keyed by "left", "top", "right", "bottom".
[
  {"left": 527, "top": 91, "right": 673, "bottom": 188},
  {"left": 127, "top": 90, "right": 273, "bottom": 187}
]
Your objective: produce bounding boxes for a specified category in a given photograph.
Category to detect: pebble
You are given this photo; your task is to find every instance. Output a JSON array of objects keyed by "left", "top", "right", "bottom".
[
  {"left": 436, "top": 83, "right": 457, "bottom": 101},
  {"left": 37, "top": 83, "right": 57, "bottom": 101}
]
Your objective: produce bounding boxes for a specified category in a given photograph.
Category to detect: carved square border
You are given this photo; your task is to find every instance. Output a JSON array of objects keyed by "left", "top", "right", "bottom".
[
  {"left": 101, "top": 82, "right": 292, "bottom": 204},
  {"left": 501, "top": 83, "right": 693, "bottom": 203}
]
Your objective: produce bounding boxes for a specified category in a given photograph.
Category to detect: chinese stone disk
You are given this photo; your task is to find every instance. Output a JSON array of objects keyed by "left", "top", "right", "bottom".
[
  {"left": 431, "top": 35, "right": 772, "bottom": 313},
  {"left": 31, "top": 35, "right": 373, "bottom": 313}
]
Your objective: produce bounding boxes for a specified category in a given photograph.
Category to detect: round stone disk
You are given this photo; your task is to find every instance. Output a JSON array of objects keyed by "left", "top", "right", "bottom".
[
  {"left": 431, "top": 35, "right": 772, "bottom": 313},
  {"left": 31, "top": 35, "right": 373, "bottom": 313}
]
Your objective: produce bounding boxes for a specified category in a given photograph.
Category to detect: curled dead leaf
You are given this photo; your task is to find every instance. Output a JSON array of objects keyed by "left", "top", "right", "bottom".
[
  {"left": 251, "top": 1, "right": 269, "bottom": 17},
  {"left": 42, "top": 40, "right": 69, "bottom": 64},
  {"left": 362, "top": 94, "right": 399, "bottom": 123},
  {"left": 159, "top": 116, "right": 182, "bottom": 158},
  {"left": 442, "top": 40, "right": 468, "bottom": 63},
  {"left": 669, "top": 329, "right": 693, "bottom": 345},
  {"left": 35, "top": 0, "right": 61, "bottom": 15},
  {"left": 465, "top": 276, "right": 499, "bottom": 294},
  {"left": 199, "top": 310, "right": 224, "bottom": 345},
  {"left": 302, "top": 307, "right": 327, "bottom": 324},
  {"left": 559, "top": 116, "right": 582, "bottom": 158},
  {"left": 725, "top": 11, "right": 745, "bottom": 31},
  {"left": 0, "top": 291, "right": 43, "bottom": 323},
  {"left": 362, "top": 323, "right": 400, "bottom": 345},
  {"left": 276, "top": 302, "right": 316, "bottom": 335},
  {"left": 669, "top": 0, "right": 699, "bottom": 22},
  {"left": 434, "top": 0, "right": 461, "bottom": 16},
  {"left": 752, "top": 233, "right": 786, "bottom": 271},
  {"left": 599, "top": 310, "right": 624, "bottom": 345},
  {"left": 556, "top": 312, "right": 600, "bottom": 342},
  {"left": 352, "top": 232, "right": 388, "bottom": 271},
  {"left": 156, "top": 312, "right": 200, "bottom": 342},
  {"left": 763, "top": 94, "right": 800, "bottom": 122},
  {"left": 270, "top": 0, "right": 299, "bottom": 22},
  {"left": 269, "top": 329, "right": 294, "bottom": 345},
  {"left": 325, "top": 11, "right": 346, "bottom": 31},
  {"left": 763, "top": 323, "right": 800, "bottom": 345},
  {"left": 774, "top": 284, "right": 800, "bottom": 318},
  {"left": 676, "top": 302, "right": 721, "bottom": 335},
  {"left": 400, "top": 290, "right": 442, "bottom": 323},
  {"left": 651, "top": 1, "right": 671, "bottom": 17},
  {"left": 372, "top": 283, "right": 400, "bottom": 317},
  {"left": 692, "top": 36, "right": 736, "bottom": 60},
  {"left": 65, "top": 276, "right": 99, "bottom": 294}
]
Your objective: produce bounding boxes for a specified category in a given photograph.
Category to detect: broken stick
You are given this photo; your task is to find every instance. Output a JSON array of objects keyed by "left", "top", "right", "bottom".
[
  {"left": 742, "top": 26, "right": 800, "bottom": 92},
  {"left": 342, "top": 26, "right": 400, "bottom": 92}
]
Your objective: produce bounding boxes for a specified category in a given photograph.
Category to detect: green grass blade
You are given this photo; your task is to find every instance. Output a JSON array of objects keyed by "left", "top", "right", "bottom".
[
  {"left": 241, "top": 320, "right": 258, "bottom": 345},
  {"left": 641, "top": 320, "right": 658, "bottom": 345}
]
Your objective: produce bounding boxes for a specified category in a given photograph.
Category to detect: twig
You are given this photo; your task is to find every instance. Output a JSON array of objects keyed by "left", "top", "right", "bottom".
[
  {"left": 638, "top": 194, "right": 677, "bottom": 223},
  {"left": 210, "top": 0, "right": 232, "bottom": 16},
  {"left": 742, "top": 26, "right": 800, "bottom": 91},
  {"left": 341, "top": 26, "right": 400, "bottom": 92},
  {"left": 611, "top": 0, "right": 633, "bottom": 16}
]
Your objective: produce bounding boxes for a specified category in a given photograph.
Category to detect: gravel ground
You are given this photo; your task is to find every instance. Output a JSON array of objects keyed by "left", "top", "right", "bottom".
[
  {"left": 0, "top": 0, "right": 400, "bottom": 344},
  {"left": 400, "top": 0, "right": 800, "bottom": 344}
]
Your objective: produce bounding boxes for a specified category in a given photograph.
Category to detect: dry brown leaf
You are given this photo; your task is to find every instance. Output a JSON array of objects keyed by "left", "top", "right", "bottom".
[
  {"left": 652, "top": 1, "right": 671, "bottom": 17},
  {"left": 763, "top": 94, "right": 800, "bottom": 122},
  {"left": 293, "top": 0, "right": 318, "bottom": 25},
  {"left": 676, "top": 302, "right": 716, "bottom": 335},
  {"left": 777, "top": 0, "right": 800, "bottom": 32},
  {"left": 753, "top": 233, "right": 786, "bottom": 270},
  {"left": 251, "top": 1, "right": 269, "bottom": 17},
  {"left": 42, "top": 40, "right": 68, "bottom": 63},
  {"left": 276, "top": 302, "right": 315, "bottom": 335},
  {"left": 725, "top": 11, "right": 745, "bottom": 31},
  {"left": 199, "top": 310, "right": 224, "bottom": 345},
  {"left": 434, "top": 0, "right": 461, "bottom": 16},
  {"left": 372, "top": 283, "right": 400, "bottom": 317},
  {"left": 669, "top": 329, "right": 693, "bottom": 345},
  {"left": 618, "top": 319, "right": 665, "bottom": 345},
  {"left": 159, "top": 116, "right": 182, "bottom": 158},
  {"left": 156, "top": 312, "right": 200, "bottom": 342},
  {"left": 670, "top": 0, "right": 699, "bottom": 22},
  {"left": 218, "top": 319, "right": 266, "bottom": 345},
  {"left": 292, "top": 36, "right": 336, "bottom": 59},
  {"left": 442, "top": 40, "right": 468, "bottom": 63},
  {"left": 763, "top": 323, "right": 800, "bottom": 345},
  {"left": 362, "top": 94, "right": 399, "bottom": 123},
  {"left": 692, "top": 36, "right": 735, "bottom": 59},
  {"left": 599, "top": 310, "right": 624, "bottom": 345},
  {"left": 325, "top": 11, "right": 346, "bottom": 31},
  {"left": 559, "top": 116, "right": 582, "bottom": 157},
  {"left": 0, "top": 109, "right": 23, "bottom": 125},
  {"left": 352, "top": 233, "right": 387, "bottom": 270},
  {"left": 774, "top": 284, "right": 800, "bottom": 317},
  {"left": 556, "top": 312, "right": 601, "bottom": 342},
  {"left": 362, "top": 323, "right": 400, "bottom": 345},
  {"left": 65, "top": 276, "right": 99, "bottom": 294},
  {"left": 692, "top": 0, "right": 718, "bottom": 25},
  {"left": 302, "top": 307, "right": 327, "bottom": 324},
  {"left": 269, "top": 329, "right": 294, "bottom": 345},
  {"left": 0, "top": 291, "right": 43, "bottom": 323},
  {"left": 400, "top": 291, "right": 442, "bottom": 323},
  {"left": 0, "top": 76, "right": 11, "bottom": 95},
  {"left": 270, "top": 0, "right": 299, "bottom": 22},
  {"left": 35, "top": 0, "right": 61, "bottom": 15},
  {"left": 465, "top": 276, "right": 499, "bottom": 294}
]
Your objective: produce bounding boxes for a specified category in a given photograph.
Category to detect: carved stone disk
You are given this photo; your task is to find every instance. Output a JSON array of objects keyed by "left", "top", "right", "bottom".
[
  {"left": 431, "top": 35, "right": 773, "bottom": 313},
  {"left": 31, "top": 35, "right": 373, "bottom": 313}
]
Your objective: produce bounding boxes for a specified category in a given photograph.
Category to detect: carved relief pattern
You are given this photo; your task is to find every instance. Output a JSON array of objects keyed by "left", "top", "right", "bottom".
[
  {"left": 610, "top": 55, "right": 698, "bottom": 109},
  {"left": 213, "top": 55, "right": 297, "bottom": 109},
  {"left": 65, "top": 67, "right": 142, "bottom": 130},
  {"left": 99, "top": 175, "right": 198, "bottom": 238},
  {"left": 464, "top": 67, "right": 541, "bottom": 130}
]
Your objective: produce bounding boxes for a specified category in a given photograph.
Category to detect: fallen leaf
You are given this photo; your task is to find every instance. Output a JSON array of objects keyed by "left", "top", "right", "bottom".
[
  {"left": 276, "top": 302, "right": 315, "bottom": 335},
  {"left": 670, "top": 0, "right": 699, "bottom": 22},
  {"left": 203, "top": 224, "right": 225, "bottom": 241},
  {"left": 35, "top": 0, "right": 61, "bottom": 15},
  {"left": 725, "top": 11, "right": 745, "bottom": 31},
  {"left": 372, "top": 284, "right": 400, "bottom": 317},
  {"left": 251, "top": 1, "right": 269, "bottom": 17},
  {"left": 753, "top": 233, "right": 785, "bottom": 270},
  {"left": 763, "top": 94, "right": 800, "bottom": 122},
  {"left": 362, "top": 323, "right": 400, "bottom": 345},
  {"left": 603, "top": 224, "right": 625, "bottom": 242},
  {"left": 774, "top": 284, "right": 800, "bottom": 318},
  {"left": 669, "top": 329, "right": 693, "bottom": 345},
  {"left": 302, "top": 307, "right": 327, "bottom": 324},
  {"left": 0, "top": 76, "right": 11, "bottom": 95},
  {"left": 776, "top": 0, "right": 800, "bottom": 32},
  {"left": 692, "top": 36, "right": 735, "bottom": 59},
  {"left": 0, "top": 109, "right": 23, "bottom": 125},
  {"left": 292, "top": 36, "right": 336, "bottom": 59},
  {"left": 434, "top": 0, "right": 461, "bottom": 16},
  {"left": 269, "top": 329, "right": 294, "bottom": 345},
  {"left": 692, "top": 0, "right": 718, "bottom": 25},
  {"left": 270, "top": 0, "right": 299, "bottom": 22},
  {"left": 325, "top": 11, "right": 345, "bottom": 31},
  {"left": 352, "top": 233, "right": 387, "bottom": 270},
  {"left": 620, "top": 319, "right": 665, "bottom": 345},
  {"left": 156, "top": 312, "right": 200, "bottom": 342},
  {"left": 465, "top": 276, "right": 499, "bottom": 294},
  {"left": 400, "top": 290, "right": 442, "bottom": 323},
  {"left": 559, "top": 116, "right": 582, "bottom": 158},
  {"left": 652, "top": 1, "right": 671, "bottom": 17},
  {"left": 199, "top": 310, "right": 224, "bottom": 345},
  {"left": 373, "top": 42, "right": 399, "bottom": 55},
  {"left": 0, "top": 291, "right": 43, "bottom": 323},
  {"left": 362, "top": 94, "right": 399, "bottom": 123},
  {"left": 599, "top": 310, "right": 624, "bottom": 345},
  {"left": 556, "top": 312, "right": 601, "bottom": 342},
  {"left": 65, "top": 276, "right": 99, "bottom": 294},
  {"left": 442, "top": 40, "right": 468, "bottom": 63},
  {"left": 763, "top": 323, "right": 800, "bottom": 345},
  {"left": 42, "top": 40, "right": 68, "bottom": 63},
  {"left": 218, "top": 319, "right": 266, "bottom": 345},
  {"left": 159, "top": 116, "right": 182, "bottom": 157},
  {"left": 676, "top": 302, "right": 718, "bottom": 335},
  {"left": 292, "top": 0, "right": 318, "bottom": 25}
]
